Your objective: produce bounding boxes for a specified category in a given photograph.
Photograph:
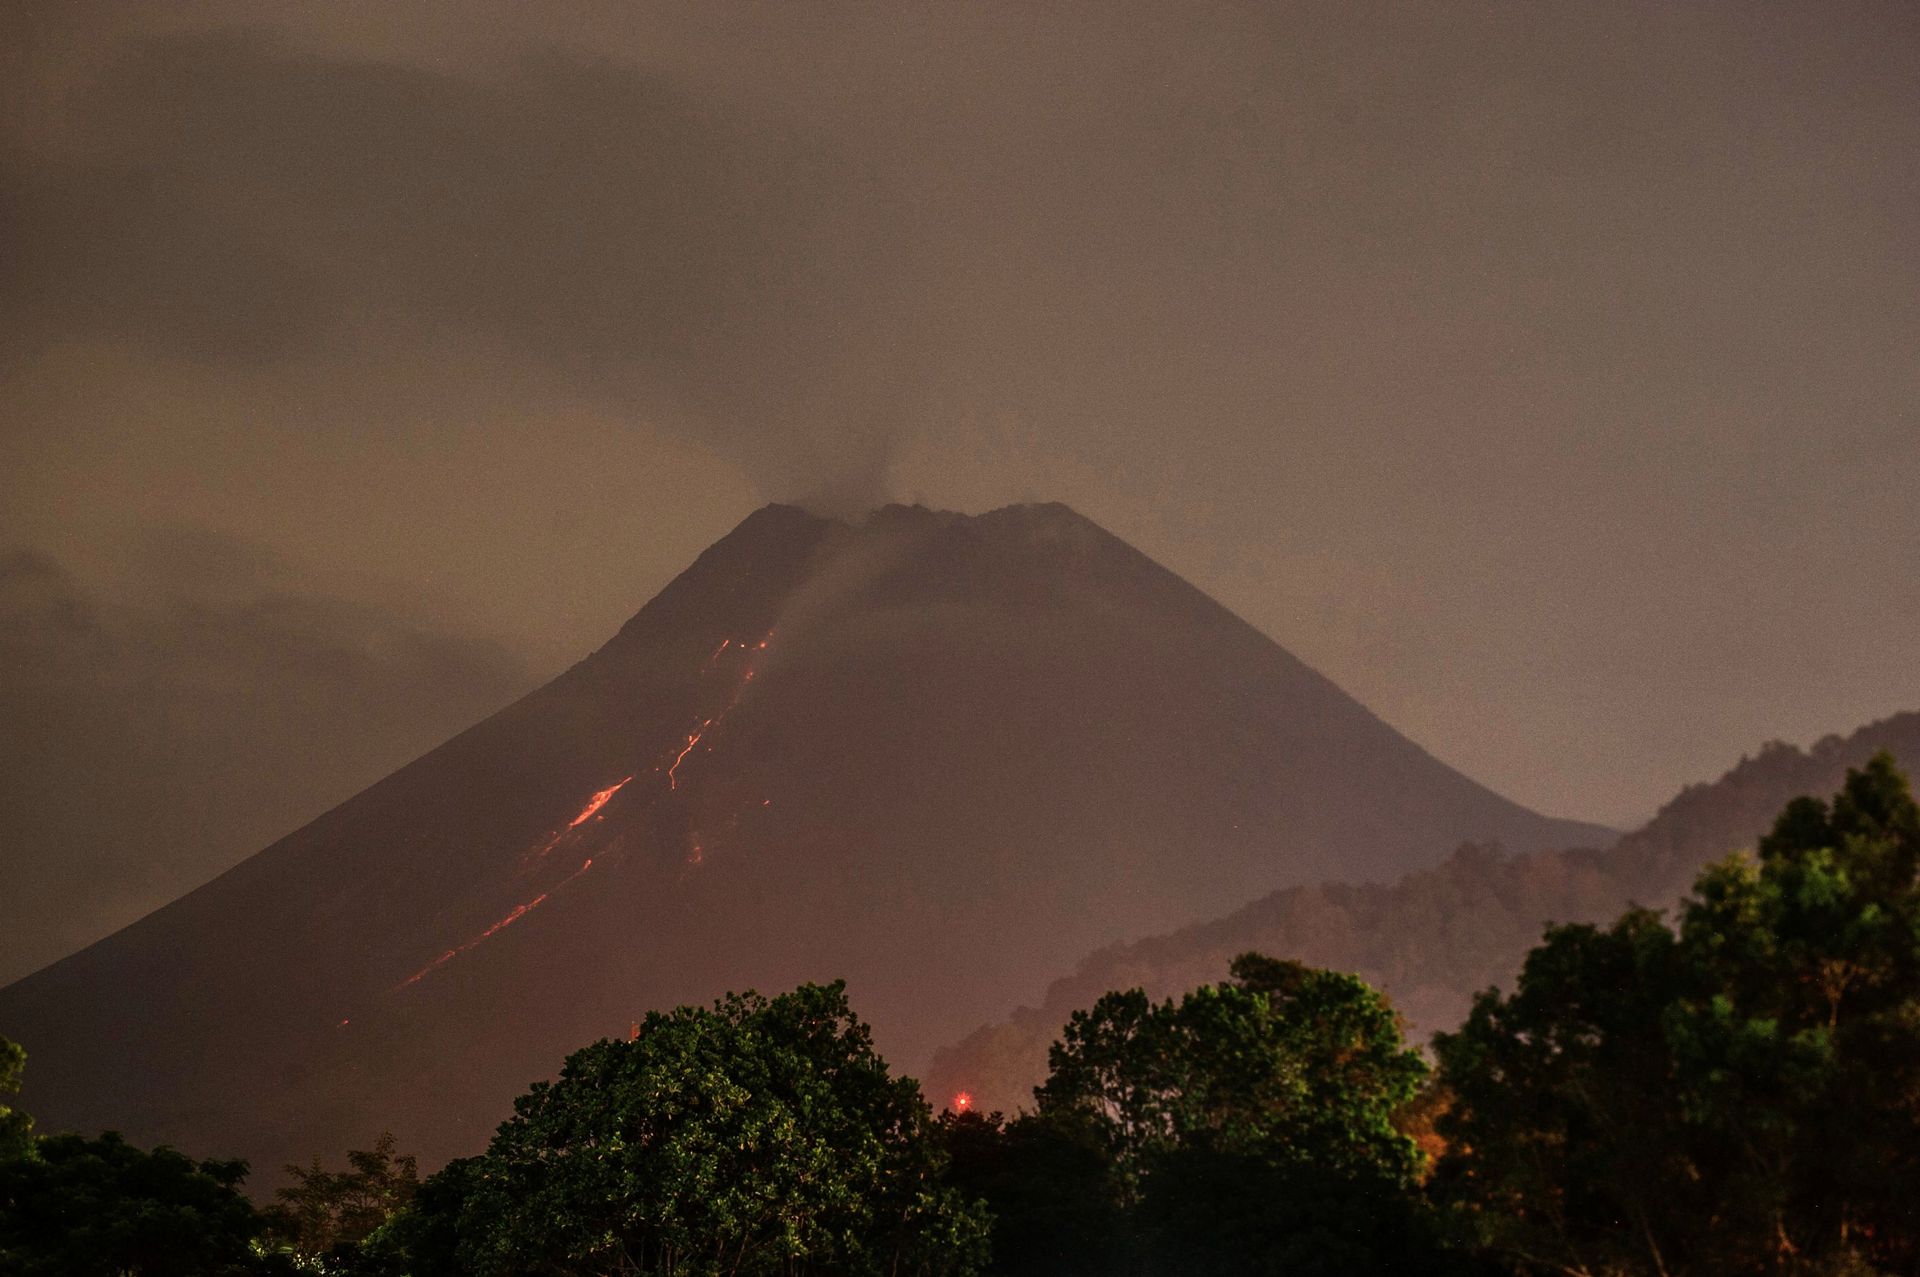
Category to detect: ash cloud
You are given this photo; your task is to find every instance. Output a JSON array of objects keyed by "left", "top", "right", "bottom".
[
  {"left": 1, "top": 28, "right": 924, "bottom": 508},
  {"left": 0, "top": 535, "right": 533, "bottom": 982}
]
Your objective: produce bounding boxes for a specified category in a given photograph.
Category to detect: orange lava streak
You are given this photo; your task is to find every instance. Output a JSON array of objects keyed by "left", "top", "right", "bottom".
[
  {"left": 528, "top": 777, "right": 633, "bottom": 862},
  {"left": 567, "top": 776, "right": 632, "bottom": 829},
  {"left": 668, "top": 731, "right": 702, "bottom": 789},
  {"left": 666, "top": 630, "right": 774, "bottom": 791},
  {"left": 399, "top": 858, "right": 594, "bottom": 989}
]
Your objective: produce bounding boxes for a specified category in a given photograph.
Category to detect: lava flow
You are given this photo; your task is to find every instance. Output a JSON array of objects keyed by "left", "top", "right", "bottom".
[
  {"left": 394, "top": 630, "right": 773, "bottom": 998},
  {"left": 664, "top": 630, "right": 772, "bottom": 792},
  {"left": 569, "top": 777, "right": 632, "bottom": 828},
  {"left": 397, "top": 858, "right": 594, "bottom": 989},
  {"left": 527, "top": 775, "right": 633, "bottom": 863}
]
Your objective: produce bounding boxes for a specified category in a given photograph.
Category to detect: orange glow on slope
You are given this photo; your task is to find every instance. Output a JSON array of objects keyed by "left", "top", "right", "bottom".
[
  {"left": 668, "top": 731, "right": 702, "bottom": 789},
  {"left": 528, "top": 777, "right": 634, "bottom": 863},
  {"left": 396, "top": 628, "right": 775, "bottom": 997},
  {"left": 567, "top": 777, "right": 632, "bottom": 829},
  {"left": 398, "top": 858, "right": 594, "bottom": 989},
  {"left": 665, "top": 630, "right": 774, "bottom": 791}
]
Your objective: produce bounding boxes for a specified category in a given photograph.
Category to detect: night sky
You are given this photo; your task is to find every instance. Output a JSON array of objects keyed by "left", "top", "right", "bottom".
[{"left": 3, "top": 1, "right": 1916, "bottom": 981}]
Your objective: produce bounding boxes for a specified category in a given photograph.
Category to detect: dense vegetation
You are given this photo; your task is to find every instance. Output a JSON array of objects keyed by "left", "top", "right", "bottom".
[
  {"left": 3, "top": 752, "right": 1917, "bottom": 1274},
  {"left": 1435, "top": 751, "right": 1920, "bottom": 1275}
]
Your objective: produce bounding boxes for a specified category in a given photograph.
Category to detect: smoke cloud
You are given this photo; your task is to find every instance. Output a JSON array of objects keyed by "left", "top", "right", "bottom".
[
  {"left": 0, "top": 534, "right": 532, "bottom": 981},
  {"left": 2, "top": 28, "right": 925, "bottom": 508}
]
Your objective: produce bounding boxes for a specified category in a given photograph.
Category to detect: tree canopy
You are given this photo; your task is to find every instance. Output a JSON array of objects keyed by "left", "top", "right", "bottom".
[
  {"left": 1008, "top": 952, "right": 1451, "bottom": 1275},
  {"left": 0, "top": 1130, "right": 283, "bottom": 1277},
  {"left": 391, "top": 980, "right": 987, "bottom": 1277},
  {"left": 0, "top": 1035, "right": 29, "bottom": 1163},
  {"left": 1436, "top": 751, "right": 1920, "bottom": 1276}
]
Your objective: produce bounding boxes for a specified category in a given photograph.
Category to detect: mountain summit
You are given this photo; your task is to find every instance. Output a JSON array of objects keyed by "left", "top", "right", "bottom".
[{"left": 0, "top": 502, "right": 1608, "bottom": 1175}]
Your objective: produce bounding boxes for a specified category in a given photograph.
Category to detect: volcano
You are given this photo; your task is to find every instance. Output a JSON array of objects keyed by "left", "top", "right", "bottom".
[{"left": 0, "top": 502, "right": 1608, "bottom": 1177}]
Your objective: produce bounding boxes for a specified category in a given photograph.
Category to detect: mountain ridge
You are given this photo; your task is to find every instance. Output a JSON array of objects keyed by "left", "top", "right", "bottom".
[{"left": 924, "top": 710, "right": 1920, "bottom": 1114}]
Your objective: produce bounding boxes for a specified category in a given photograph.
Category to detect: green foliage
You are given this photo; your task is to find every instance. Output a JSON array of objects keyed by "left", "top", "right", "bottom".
[
  {"left": 266, "top": 1131, "right": 418, "bottom": 1265},
  {"left": 1025, "top": 952, "right": 1441, "bottom": 1274},
  {"left": 1436, "top": 752, "right": 1920, "bottom": 1276},
  {"left": 0, "top": 1130, "right": 288, "bottom": 1276},
  {"left": 0, "top": 1035, "right": 30, "bottom": 1162},
  {"left": 1038, "top": 953, "right": 1428, "bottom": 1191},
  {"left": 388, "top": 981, "right": 987, "bottom": 1277}
]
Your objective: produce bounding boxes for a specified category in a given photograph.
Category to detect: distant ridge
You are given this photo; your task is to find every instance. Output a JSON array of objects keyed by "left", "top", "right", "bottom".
[
  {"left": 925, "top": 711, "right": 1920, "bottom": 1114},
  {"left": 0, "top": 501, "right": 1608, "bottom": 1179}
]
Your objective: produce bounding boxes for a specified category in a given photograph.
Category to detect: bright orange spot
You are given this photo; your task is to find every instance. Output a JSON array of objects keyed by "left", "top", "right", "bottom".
[{"left": 953, "top": 1091, "right": 974, "bottom": 1113}]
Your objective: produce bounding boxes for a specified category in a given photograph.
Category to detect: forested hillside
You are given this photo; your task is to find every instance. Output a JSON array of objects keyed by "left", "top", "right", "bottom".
[{"left": 928, "top": 713, "right": 1920, "bottom": 1113}]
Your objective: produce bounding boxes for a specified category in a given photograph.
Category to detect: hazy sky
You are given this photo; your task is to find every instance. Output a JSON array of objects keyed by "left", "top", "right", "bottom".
[{"left": 4, "top": 1, "right": 1917, "bottom": 980}]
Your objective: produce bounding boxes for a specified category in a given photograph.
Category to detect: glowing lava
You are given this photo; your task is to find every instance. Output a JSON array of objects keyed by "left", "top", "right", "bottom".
[
  {"left": 396, "top": 630, "right": 773, "bottom": 997},
  {"left": 398, "top": 858, "right": 594, "bottom": 989},
  {"left": 668, "top": 727, "right": 706, "bottom": 790},
  {"left": 664, "top": 630, "right": 773, "bottom": 792},
  {"left": 528, "top": 776, "right": 634, "bottom": 863},
  {"left": 569, "top": 777, "right": 631, "bottom": 828}
]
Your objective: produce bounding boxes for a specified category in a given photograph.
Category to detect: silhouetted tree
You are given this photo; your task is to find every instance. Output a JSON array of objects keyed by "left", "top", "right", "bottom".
[
  {"left": 267, "top": 1131, "right": 418, "bottom": 1264},
  {"left": 0, "top": 1035, "right": 28, "bottom": 1162},
  {"left": 0, "top": 1131, "right": 289, "bottom": 1276},
  {"left": 939, "top": 1107, "right": 1128, "bottom": 1276},
  {"left": 1437, "top": 752, "right": 1920, "bottom": 1276}
]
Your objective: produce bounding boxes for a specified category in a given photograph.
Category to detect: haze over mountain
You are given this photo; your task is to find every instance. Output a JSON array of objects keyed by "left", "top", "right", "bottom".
[
  {"left": 925, "top": 711, "right": 1920, "bottom": 1115},
  {"left": 0, "top": 502, "right": 1606, "bottom": 1178}
]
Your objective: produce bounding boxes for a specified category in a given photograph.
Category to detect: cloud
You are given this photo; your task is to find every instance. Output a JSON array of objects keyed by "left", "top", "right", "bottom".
[
  {"left": 0, "top": 533, "right": 533, "bottom": 982},
  {"left": 2, "top": 29, "right": 926, "bottom": 509}
]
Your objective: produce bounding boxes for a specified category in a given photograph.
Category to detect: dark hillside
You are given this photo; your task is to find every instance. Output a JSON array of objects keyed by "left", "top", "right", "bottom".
[{"left": 927, "top": 713, "right": 1920, "bottom": 1113}]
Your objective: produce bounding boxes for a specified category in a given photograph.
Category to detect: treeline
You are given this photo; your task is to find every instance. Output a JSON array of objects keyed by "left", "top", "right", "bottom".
[{"left": 4, "top": 753, "right": 1920, "bottom": 1275}]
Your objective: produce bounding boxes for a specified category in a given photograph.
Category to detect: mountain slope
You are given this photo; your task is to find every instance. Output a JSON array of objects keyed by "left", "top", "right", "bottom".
[
  {"left": 0, "top": 502, "right": 1607, "bottom": 1177},
  {"left": 925, "top": 712, "right": 1920, "bottom": 1114}
]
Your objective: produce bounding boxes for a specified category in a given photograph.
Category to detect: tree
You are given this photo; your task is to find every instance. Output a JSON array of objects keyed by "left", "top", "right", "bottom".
[
  {"left": 1436, "top": 752, "right": 1920, "bottom": 1275},
  {"left": 938, "top": 1107, "right": 1128, "bottom": 1277},
  {"left": 267, "top": 1131, "right": 419, "bottom": 1264},
  {"left": 1037, "top": 953, "right": 1428, "bottom": 1188},
  {"left": 0, "top": 1131, "right": 288, "bottom": 1276},
  {"left": 390, "top": 981, "right": 988, "bottom": 1277},
  {"left": 1033, "top": 953, "right": 1444, "bottom": 1275},
  {"left": 0, "top": 1035, "right": 29, "bottom": 1162}
]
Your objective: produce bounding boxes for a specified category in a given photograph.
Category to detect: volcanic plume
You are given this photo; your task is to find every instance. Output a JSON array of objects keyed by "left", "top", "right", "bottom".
[{"left": 0, "top": 503, "right": 1609, "bottom": 1177}]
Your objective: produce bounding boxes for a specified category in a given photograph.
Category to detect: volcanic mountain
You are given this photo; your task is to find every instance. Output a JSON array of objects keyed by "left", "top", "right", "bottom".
[{"left": 0, "top": 502, "right": 1609, "bottom": 1177}]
